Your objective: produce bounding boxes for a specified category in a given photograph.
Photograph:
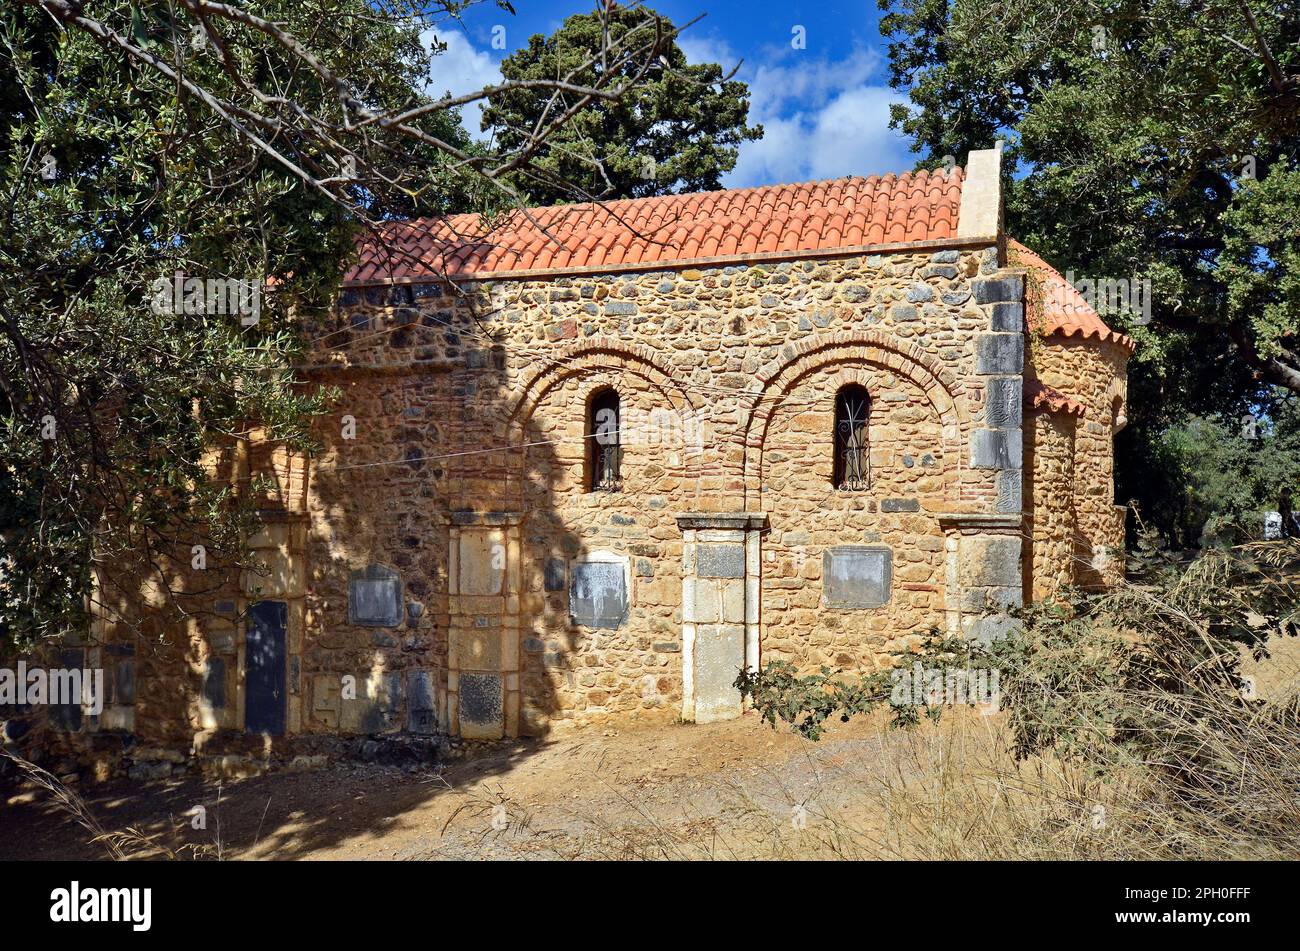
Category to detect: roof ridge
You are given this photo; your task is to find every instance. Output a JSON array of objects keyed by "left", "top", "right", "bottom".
[
  {"left": 345, "top": 165, "right": 970, "bottom": 283},
  {"left": 388, "top": 168, "right": 968, "bottom": 234}
]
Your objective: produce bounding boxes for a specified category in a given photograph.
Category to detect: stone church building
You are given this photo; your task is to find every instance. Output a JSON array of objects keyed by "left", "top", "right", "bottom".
[{"left": 68, "top": 147, "right": 1131, "bottom": 765}]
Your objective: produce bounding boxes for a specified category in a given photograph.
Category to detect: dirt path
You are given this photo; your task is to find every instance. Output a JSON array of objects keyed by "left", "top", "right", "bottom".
[{"left": 1, "top": 710, "right": 938, "bottom": 860}]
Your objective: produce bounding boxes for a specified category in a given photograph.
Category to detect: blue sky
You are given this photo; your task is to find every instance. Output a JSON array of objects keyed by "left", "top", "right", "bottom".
[{"left": 424, "top": 1, "right": 920, "bottom": 189}]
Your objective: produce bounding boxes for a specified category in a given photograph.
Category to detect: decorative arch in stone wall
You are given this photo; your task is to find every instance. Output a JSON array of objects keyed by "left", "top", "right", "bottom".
[
  {"left": 740, "top": 331, "right": 970, "bottom": 505},
  {"left": 506, "top": 337, "right": 698, "bottom": 447}
]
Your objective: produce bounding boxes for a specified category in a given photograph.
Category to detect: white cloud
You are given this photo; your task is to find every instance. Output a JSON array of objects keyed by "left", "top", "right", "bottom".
[
  {"left": 676, "top": 33, "right": 741, "bottom": 75},
  {"left": 715, "top": 46, "right": 915, "bottom": 188},
  {"left": 420, "top": 30, "right": 503, "bottom": 140}
]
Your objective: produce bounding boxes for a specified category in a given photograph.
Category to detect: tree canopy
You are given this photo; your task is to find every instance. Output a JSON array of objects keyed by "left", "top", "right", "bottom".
[
  {"left": 481, "top": 4, "right": 762, "bottom": 203},
  {"left": 1, "top": 0, "right": 672, "bottom": 650},
  {"left": 878, "top": 0, "right": 1300, "bottom": 535}
]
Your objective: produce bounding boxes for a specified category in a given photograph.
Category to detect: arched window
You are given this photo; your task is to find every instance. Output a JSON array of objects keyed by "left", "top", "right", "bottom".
[
  {"left": 587, "top": 388, "right": 622, "bottom": 492},
  {"left": 833, "top": 385, "right": 871, "bottom": 490}
]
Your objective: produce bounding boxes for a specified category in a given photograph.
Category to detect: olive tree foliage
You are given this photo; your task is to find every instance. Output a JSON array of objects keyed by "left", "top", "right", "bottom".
[
  {"left": 1, "top": 0, "right": 676, "bottom": 650},
  {"left": 877, "top": 0, "right": 1300, "bottom": 533}
]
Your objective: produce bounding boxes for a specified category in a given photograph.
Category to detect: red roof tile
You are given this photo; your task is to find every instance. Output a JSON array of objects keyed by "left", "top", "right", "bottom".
[
  {"left": 345, "top": 168, "right": 964, "bottom": 283},
  {"left": 1025, "top": 379, "right": 1086, "bottom": 417},
  {"left": 1008, "top": 239, "right": 1135, "bottom": 351}
]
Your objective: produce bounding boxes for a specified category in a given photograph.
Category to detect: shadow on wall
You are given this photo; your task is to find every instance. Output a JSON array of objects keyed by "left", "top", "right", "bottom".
[
  {"left": 0, "top": 279, "right": 593, "bottom": 808},
  {"left": 287, "top": 279, "right": 593, "bottom": 746}
]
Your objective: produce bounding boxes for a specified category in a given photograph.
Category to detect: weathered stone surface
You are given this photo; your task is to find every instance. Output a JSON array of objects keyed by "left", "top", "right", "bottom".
[
  {"left": 823, "top": 547, "right": 892, "bottom": 608},
  {"left": 989, "top": 301, "right": 1024, "bottom": 332},
  {"left": 960, "top": 585, "right": 1023, "bottom": 613},
  {"left": 347, "top": 564, "right": 403, "bottom": 627},
  {"left": 880, "top": 498, "right": 919, "bottom": 513},
  {"left": 543, "top": 557, "right": 566, "bottom": 592},
  {"left": 975, "top": 333, "right": 1024, "bottom": 375},
  {"left": 203, "top": 658, "right": 226, "bottom": 710},
  {"left": 457, "top": 532, "right": 504, "bottom": 596},
  {"left": 407, "top": 669, "right": 437, "bottom": 734},
  {"left": 692, "top": 625, "right": 744, "bottom": 723},
  {"left": 985, "top": 377, "right": 1023, "bottom": 428},
  {"left": 459, "top": 672, "right": 503, "bottom": 733},
  {"left": 971, "top": 428, "right": 1024, "bottom": 469},
  {"left": 967, "top": 615, "right": 1022, "bottom": 643},
  {"left": 696, "top": 544, "right": 745, "bottom": 578},
  {"left": 570, "top": 561, "right": 628, "bottom": 629},
  {"left": 963, "top": 536, "right": 1022, "bottom": 588},
  {"left": 996, "top": 469, "right": 1023, "bottom": 512},
  {"left": 972, "top": 274, "right": 1024, "bottom": 304}
]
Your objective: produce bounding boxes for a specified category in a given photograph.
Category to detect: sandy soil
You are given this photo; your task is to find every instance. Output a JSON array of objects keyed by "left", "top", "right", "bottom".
[
  {"left": 1, "top": 709, "right": 936, "bottom": 861},
  {"left": 6, "top": 640, "right": 1294, "bottom": 861}
]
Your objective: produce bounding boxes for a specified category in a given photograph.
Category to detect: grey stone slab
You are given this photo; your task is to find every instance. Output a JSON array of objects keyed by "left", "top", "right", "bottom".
[
  {"left": 971, "top": 428, "right": 1023, "bottom": 470},
  {"left": 407, "top": 669, "right": 437, "bottom": 734},
  {"left": 968, "top": 615, "right": 1022, "bottom": 644},
  {"left": 961, "top": 585, "right": 1024, "bottom": 613},
  {"left": 823, "top": 547, "right": 892, "bottom": 609},
  {"left": 114, "top": 658, "right": 135, "bottom": 706},
  {"left": 996, "top": 469, "right": 1023, "bottom": 512},
  {"left": 972, "top": 274, "right": 1024, "bottom": 304},
  {"left": 693, "top": 625, "right": 744, "bottom": 723},
  {"left": 696, "top": 544, "right": 745, "bottom": 579},
  {"left": 459, "top": 672, "right": 502, "bottom": 727},
  {"left": 544, "top": 557, "right": 566, "bottom": 592},
  {"left": 968, "top": 536, "right": 1023, "bottom": 588},
  {"left": 976, "top": 333, "right": 1024, "bottom": 375},
  {"left": 204, "top": 658, "right": 226, "bottom": 710},
  {"left": 570, "top": 562, "right": 628, "bottom": 629},
  {"left": 989, "top": 301, "right": 1025, "bottom": 332},
  {"left": 985, "top": 377, "right": 1023, "bottom": 428},
  {"left": 348, "top": 564, "right": 403, "bottom": 627},
  {"left": 209, "top": 628, "right": 236, "bottom": 654},
  {"left": 880, "top": 498, "right": 919, "bottom": 513}
]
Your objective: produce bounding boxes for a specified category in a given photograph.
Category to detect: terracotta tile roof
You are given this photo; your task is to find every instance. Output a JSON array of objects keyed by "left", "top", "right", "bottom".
[
  {"left": 1008, "top": 239, "right": 1135, "bottom": 351},
  {"left": 1025, "top": 379, "right": 1086, "bottom": 417},
  {"left": 345, "top": 168, "right": 964, "bottom": 283}
]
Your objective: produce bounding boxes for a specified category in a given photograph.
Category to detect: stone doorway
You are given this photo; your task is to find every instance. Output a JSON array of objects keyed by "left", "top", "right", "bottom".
[
  {"left": 676, "top": 513, "right": 766, "bottom": 723},
  {"left": 245, "top": 600, "right": 287, "bottom": 735}
]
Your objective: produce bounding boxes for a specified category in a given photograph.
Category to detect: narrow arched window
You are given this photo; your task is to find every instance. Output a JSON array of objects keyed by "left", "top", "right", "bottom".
[
  {"left": 587, "top": 388, "right": 622, "bottom": 492},
  {"left": 834, "top": 385, "right": 870, "bottom": 490}
]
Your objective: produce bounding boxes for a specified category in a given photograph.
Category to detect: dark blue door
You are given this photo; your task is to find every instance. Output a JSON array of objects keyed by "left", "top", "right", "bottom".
[{"left": 246, "top": 601, "right": 287, "bottom": 735}]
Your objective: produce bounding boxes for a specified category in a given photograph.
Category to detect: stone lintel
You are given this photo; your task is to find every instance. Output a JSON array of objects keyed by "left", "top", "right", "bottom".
[
  {"left": 937, "top": 512, "right": 1023, "bottom": 534},
  {"left": 443, "top": 509, "right": 527, "bottom": 527},
  {"left": 676, "top": 512, "right": 768, "bottom": 532}
]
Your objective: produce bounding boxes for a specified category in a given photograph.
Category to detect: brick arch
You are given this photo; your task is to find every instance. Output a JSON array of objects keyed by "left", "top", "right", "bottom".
[
  {"left": 506, "top": 337, "right": 697, "bottom": 446},
  {"left": 741, "top": 332, "right": 969, "bottom": 502}
]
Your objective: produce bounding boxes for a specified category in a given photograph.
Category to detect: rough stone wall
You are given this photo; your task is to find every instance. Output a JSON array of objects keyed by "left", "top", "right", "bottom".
[
  {"left": 1023, "top": 408, "right": 1077, "bottom": 600},
  {"left": 1027, "top": 337, "right": 1129, "bottom": 588},
  {"left": 291, "top": 245, "right": 1021, "bottom": 731},
  {"left": 759, "top": 361, "right": 948, "bottom": 671},
  {"left": 22, "top": 240, "right": 1129, "bottom": 770}
]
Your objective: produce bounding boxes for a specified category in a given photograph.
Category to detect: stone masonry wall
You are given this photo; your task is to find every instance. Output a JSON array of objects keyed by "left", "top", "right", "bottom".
[
  {"left": 288, "top": 243, "right": 1028, "bottom": 733},
  {"left": 1023, "top": 407, "right": 1077, "bottom": 600},
  {"left": 26, "top": 239, "right": 1127, "bottom": 772},
  {"left": 1026, "top": 337, "right": 1129, "bottom": 588}
]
